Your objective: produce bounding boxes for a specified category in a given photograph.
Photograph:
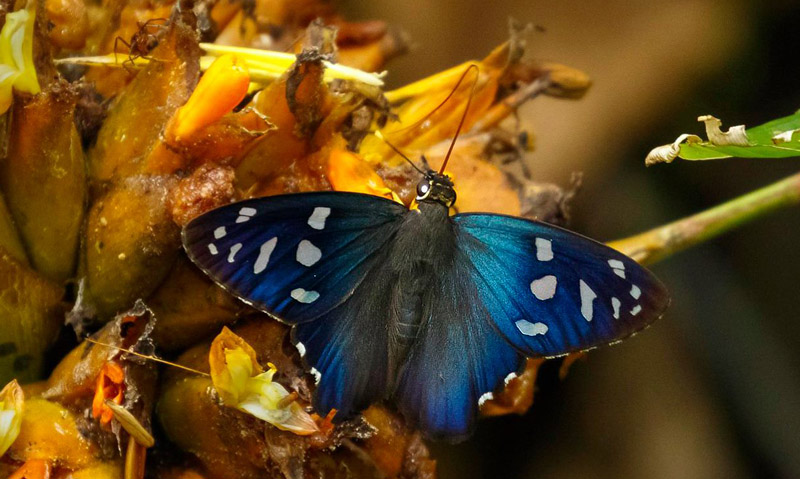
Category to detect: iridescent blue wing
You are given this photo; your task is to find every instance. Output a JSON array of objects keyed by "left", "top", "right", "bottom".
[
  {"left": 182, "top": 192, "right": 407, "bottom": 324},
  {"left": 293, "top": 254, "right": 399, "bottom": 418},
  {"left": 394, "top": 214, "right": 668, "bottom": 439},
  {"left": 453, "top": 213, "right": 670, "bottom": 357},
  {"left": 394, "top": 251, "right": 524, "bottom": 440},
  {"left": 183, "top": 192, "right": 408, "bottom": 419}
]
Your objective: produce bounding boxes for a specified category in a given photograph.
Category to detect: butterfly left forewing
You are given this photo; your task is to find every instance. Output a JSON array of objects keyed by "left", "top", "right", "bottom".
[
  {"left": 453, "top": 213, "right": 669, "bottom": 358},
  {"left": 182, "top": 192, "right": 407, "bottom": 324}
]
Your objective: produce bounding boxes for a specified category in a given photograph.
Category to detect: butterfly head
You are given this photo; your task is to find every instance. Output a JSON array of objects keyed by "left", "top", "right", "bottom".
[{"left": 416, "top": 171, "right": 456, "bottom": 208}]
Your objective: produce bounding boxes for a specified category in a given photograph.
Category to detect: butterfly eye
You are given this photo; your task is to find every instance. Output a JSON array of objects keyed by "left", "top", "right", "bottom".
[{"left": 416, "top": 180, "right": 431, "bottom": 199}]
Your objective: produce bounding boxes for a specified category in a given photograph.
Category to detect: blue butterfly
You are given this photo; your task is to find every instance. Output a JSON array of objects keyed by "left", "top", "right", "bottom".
[{"left": 182, "top": 170, "right": 669, "bottom": 440}]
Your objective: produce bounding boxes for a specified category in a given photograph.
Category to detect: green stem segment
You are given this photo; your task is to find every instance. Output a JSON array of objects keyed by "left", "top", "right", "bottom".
[{"left": 608, "top": 171, "right": 800, "bottom": 266}]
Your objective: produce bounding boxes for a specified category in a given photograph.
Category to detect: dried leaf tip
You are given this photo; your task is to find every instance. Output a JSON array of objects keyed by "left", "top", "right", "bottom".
[
  {"left": 0, "top": 380, "right": 24, "bottom": 457},
  {"left": 697, "top": 115, "right": 749, "bottom": 147},
  {"left": 209, "top": 328, "right": 319, "bottom": 435},
  {"left": 0, "top": 4, "right": 41, "bottom": 114},
  {"left": 645, "top": 115, "right": 749, "bottom": 165},
  {"left": 772, "top": 128, "right": 799, "bottom": 144},
  {"left": 645, "top": 133, "right": 702, "bottom": 165}
]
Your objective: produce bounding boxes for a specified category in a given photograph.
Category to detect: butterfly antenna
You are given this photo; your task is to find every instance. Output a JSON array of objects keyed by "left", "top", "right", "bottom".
[
  {"left": 84, "top": 337, "right": 210, "bottom": 377},
  {"left": 375, "top": 130, "right": 427, "bottom": 176},
  {"left": 439, "top": 63, "right": 480, "bottom": 174},
  {"left": 386, "top": 62, "right": 480, "bottom": 137}
]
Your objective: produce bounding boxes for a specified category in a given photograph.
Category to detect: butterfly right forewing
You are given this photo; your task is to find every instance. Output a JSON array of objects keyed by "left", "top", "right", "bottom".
[
  {"left": 183, "top": 192, "right": 411, "bottom": 420},
  {"left": 182, "top": 192, "right": 408, "bottom": 324}
]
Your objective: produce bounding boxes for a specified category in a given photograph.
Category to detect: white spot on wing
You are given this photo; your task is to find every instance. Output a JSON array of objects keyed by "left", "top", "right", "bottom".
[
  {"left": 228, "top": 243, "right": 242, "bottom": 263},
  {"left": 307, "top": 207, "right": 331, "bottom": 230},
  {"left": 611, "top": 297, "right": 621, "bottom": 319},
  {"left": 535, "top": 237, "right": 553, "bottom": 261},
  {"left": 504, "top": 372, "right": 518, "bottom": 385},
  {"left": 235, "top": 216, "right": 250, "bottom": 223},
  {"left": 253, "top": 237, "right": 278, "bottom": 274},
  {"left": 631, "top": 304, "right": 642, "bottom": 316},
  {"left": 630, "top": 284, "right": 641, "bottom": 299},
  {"left": 478, "top": 391, "right": 494, "bottom": 407},
  {"left": 310, "top": 367, "right": 321, "bottom": 385},
  {"left": 295, "top": 342, "right": 306, "bottom": 357},
  {"left": 214, "top": 226, "right": 227, "bottom": 239},
  {"left": 239, "top": 207, "right": 257, "bottom": 217},
  {"left": 291, "top": 288, "right": 320, "bottom": 304},
  {"left": 296, "top": 240, "right": 322, "bottom": 267},
  {"left": 579, "top": 280, "right": 597, "bottom": 321},
  {"left": 515, "top": 319, "right": 549, "bottom": 336},
  {"left": 608, "top": 259, "right": 626, "bottom": 279},
  {"left": 529, "top": 275, "right": 557, "bottom": 300},
  {"left": 208, "top": 243, "right": 218, "bottom": 255}
]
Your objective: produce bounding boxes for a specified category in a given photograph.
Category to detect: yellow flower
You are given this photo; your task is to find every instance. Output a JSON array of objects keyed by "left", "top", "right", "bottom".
[
  {"left": 0, "top": 4, "right": 41, "bottom": 114},
  {"left": 210, "top": 328, "right": 318, "bottom": 435},
  {"left": 328, "top": 148, "right": 403, "bottom": 203},
  {"left": 169, "top": 53, "right": 250, "bottom": 142},
  {"left": 0, "top": 379, "right": 24, "bottom": 457}
]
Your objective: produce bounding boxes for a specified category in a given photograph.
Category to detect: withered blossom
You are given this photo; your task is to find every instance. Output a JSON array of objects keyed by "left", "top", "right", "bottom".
[{"left": 209, "top": 327, "right": 319, "bottom": 435}]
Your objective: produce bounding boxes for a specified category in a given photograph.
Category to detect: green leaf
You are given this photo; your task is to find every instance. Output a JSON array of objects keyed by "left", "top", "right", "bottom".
[{"left": 646, "top": 110, "right": 800, "bottom": 165}]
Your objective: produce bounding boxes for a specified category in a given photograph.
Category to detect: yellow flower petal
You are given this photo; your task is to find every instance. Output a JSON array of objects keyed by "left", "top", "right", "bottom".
[
  {"left": 209, "top": 327, "right": 262, "bottom": 406},
  {"left": 328, "top": 148, "right": 402, "bottom": 203},
  {"left": 208, "top": 329, "right": 319, "bottom": 435},
  {"left": 169, "top": 53, "right": 250, "bottom": 142},
  {"left": 0, "top": 5, "right": 40, "bottom": 114},
  {"left": 0, "top": 379, "right": 24, "bottom": 457}
]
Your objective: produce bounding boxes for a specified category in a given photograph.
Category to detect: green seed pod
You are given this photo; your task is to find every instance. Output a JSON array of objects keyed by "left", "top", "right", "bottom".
[{"left": 0, "top": 85, "right": 86, "bottom": 283}]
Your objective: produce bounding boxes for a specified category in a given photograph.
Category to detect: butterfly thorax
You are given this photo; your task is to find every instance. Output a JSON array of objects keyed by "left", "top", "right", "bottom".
[{"left": 385, "top": 200, "right": 456, "bottom": 384}]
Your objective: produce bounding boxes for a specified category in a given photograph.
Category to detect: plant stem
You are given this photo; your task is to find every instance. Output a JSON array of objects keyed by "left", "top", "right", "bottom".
[{"left": 607, "top": 171, "right": 800, "bottom": 266}]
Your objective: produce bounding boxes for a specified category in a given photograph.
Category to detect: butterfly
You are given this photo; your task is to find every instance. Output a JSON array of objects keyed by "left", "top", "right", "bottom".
[{"left": 182, "top": 170, "right": 670, "bottom": 440}]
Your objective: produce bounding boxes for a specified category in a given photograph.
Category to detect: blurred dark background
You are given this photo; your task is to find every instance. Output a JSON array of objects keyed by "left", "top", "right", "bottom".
[{"left": 343, "top": 1, "right": 800, "bottom": 478}]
